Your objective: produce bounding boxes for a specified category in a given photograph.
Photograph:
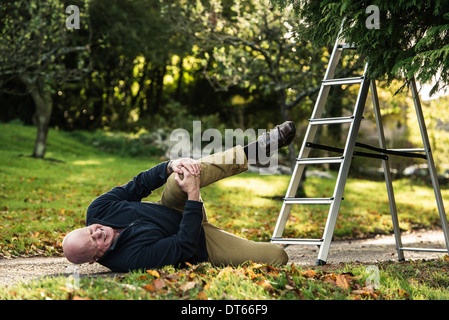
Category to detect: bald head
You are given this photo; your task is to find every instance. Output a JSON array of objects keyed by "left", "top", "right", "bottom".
[
  {"left": 62, "top": 224, "right": 118, "bottom": 265},
  {"left": 62, "top": 228, "right": 96, "bottom": 264}
]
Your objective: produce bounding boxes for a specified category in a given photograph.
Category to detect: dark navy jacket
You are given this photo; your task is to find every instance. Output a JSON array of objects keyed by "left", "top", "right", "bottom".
[{"left": 85, "top": 161, "right": 208, "bottom": 272}]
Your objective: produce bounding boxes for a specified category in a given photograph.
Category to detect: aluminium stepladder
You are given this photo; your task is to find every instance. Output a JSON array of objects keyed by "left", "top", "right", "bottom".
[{"left": 271, "top": 35, "right": 449, "bottom": 266}]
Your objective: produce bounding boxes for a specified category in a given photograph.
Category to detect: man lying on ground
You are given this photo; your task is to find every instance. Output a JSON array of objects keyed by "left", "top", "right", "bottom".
[{"left": 62, "top": 121, "right": 296, "bottom": 272}]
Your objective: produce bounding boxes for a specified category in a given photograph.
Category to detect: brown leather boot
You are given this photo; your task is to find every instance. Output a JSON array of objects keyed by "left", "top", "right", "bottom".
[{"left": 257, "top": 121, "right": 296, "bottom": 157}]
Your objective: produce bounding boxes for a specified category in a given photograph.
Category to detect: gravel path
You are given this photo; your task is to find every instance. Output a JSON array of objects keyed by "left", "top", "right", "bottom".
[
  {"left": 0, "top": 229, "right": 447, "bottom": 287},
  {"left": 285, "top": 228, "right": 448, "bottom": 265}
]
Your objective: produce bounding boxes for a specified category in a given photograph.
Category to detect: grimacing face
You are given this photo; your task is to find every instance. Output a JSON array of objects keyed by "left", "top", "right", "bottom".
[{"left": 63, "top": 224, "right": 118, "bottom": 264}]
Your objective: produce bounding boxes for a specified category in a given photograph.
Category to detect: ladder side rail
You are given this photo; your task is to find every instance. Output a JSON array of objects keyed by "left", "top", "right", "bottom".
[
  {"left": 284, "top": 38, "right": 343, "bottom": 199},
  {"left": 288, "top": 36, "right": 344, "bottom": 193},
  {"left": 272, "top": 202, "right": 293, "bottom": 238},
  {"left": 272, "top": 38, "right": 343, "bottom": 239},
  {"left": 272, "top": 86, "right": 334, "bottom": 238},
  {"left": 316, "top": 66, "right": 370, "bottom": 265},
  {"left": 409, "top": 78, "right": 449, "bottom": 251},
  {"left": 370, "top": 80, "right": 404, "bottom": 261}
]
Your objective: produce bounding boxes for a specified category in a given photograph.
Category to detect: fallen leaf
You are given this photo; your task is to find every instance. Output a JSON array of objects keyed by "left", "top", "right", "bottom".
[
  {"left": 323, "top": 273, "right": 336, "bottom": 284},
  {"left": 153, "top": 278, "right": 166, "bottom": 291},
  {"left": 251, "top": 262, "right": 265, "bottom": 269},
  {"left": 301, "top": 269, "right": 317, "bottom": 278},
  {"left": 335, "top": 274, "right": 350, "bottom": 289},
  {"left": 256, "top": 280, "right": 275, "bottom": 293},
  {"left": 352, "top": 288, "right": 378, "bottom": 299},
  {"left": 265, "top": 265, "right": 279, "bottom": 272},
  {"left": 142, "top": 284, "right": 155, "bottom": 292},
  {"left": 398, "top": 289, "right": 409, "bottom": 298},
  {"left": 245, "top": 268, "right": 257, "bottom": 280},
  {"left": 180, "top": 281, "right": 196, "bottom": 292},
  {"left": 165, "top": 273, "right": 179, "bottom": 282},
  {"left": 290, "top": 262, "right": 298, "bottom": 275},
  {"left": 285, "top": 272, "right": 296, "bottom": 288},
  {"left": 146, "top": 270, "right": 160, "bottom": 278}
]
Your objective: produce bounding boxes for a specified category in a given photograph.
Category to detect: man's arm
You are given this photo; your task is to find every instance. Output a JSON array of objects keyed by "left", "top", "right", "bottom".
[
  {"left": 127, "top": 169, "right": 204, "bottom": 270},
  {"left": 86, "top": 161, "right": 171, "bottom": 224},
  {"left": 91, "top": 157, "right": 201, "bottom": 205},
  {"left": 100, "top": 162, "right": 170, "bottom": 202}
]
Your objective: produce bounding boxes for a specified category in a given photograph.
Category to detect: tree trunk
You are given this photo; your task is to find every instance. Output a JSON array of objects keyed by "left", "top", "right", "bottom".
[
  {"left": 175, "top": 56, "right": 184, "bottom": 101},
  {"left": 279, "top": 92, "right": 296, "bottom": 169},
  {"left": 280, "top": 91, "right": 306, "bottom": 197},
  {"left": 20, "top": 75, "right": 53, "bottom": 159},
  {"left": 154, "top": 64, "right": 167, "bottom": 113}
]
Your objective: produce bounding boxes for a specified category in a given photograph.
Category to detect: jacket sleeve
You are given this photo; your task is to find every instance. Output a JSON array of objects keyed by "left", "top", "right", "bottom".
[
  {"left": 86, "top": 161, "right": 169, "bottom": 224},
  {"left": 131, "top": 200, "right": 205, "bottom": 269}
]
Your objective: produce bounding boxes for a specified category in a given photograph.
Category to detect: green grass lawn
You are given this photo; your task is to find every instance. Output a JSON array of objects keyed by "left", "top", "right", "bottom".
[{"left": 1, "top": 122, "right": 449, "bottom": 300}]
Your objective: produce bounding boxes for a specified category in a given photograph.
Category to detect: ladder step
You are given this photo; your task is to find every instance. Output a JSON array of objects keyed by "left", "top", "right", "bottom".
[
  {"left": 309, "top": 116, "right": 355, "bottom": 125},
  {"left": 388, "top": 148, "right": 426, "bottom": 153},
  {"left": 337, "top": 43, "right": 357, "bottom": 50},
  {"left": 399, "top": 247, "right": 448, "bottom": 253},
  {"left": 322, "top": 76, "right": 364, "bottom": 86},
  {"left": 284, "top": 197, "right": 334, "bottom": 205},
  {"left": 271, "top": 237, "right": 324, "bottom": 246},
  {"left": 297, "top": 156, "right": 344, "bottom": 165}
]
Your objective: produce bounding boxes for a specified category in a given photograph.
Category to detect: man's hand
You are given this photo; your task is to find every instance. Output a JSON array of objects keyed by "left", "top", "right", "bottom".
[
  {"left": 174, "top": 167, "right": 201, "bottom": 201},
  {"left": 168, "top": 158, "right": 201, "bottom": 177}
]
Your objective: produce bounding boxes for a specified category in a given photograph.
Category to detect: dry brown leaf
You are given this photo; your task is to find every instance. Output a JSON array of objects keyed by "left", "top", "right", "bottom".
[
  {"left": 257, "top": 280, "right": 275, "bottom": 293},
  {"left": 180, "top": 281, "right": 196, "bottom": 292},
  {"left": 142, "top": 283, "right": 155, "bottom": 292},
  {"left": 153, "top": 278, "right": 166, "bottom": 291},
  {"left": 301, "top": 269, "right": 317, "bottom": 278},
  {"left": 290, "top": 262, "right": 297, "bottom": 274},
  {"left": 203, "top": 283, "right": 211, "bottom": 291},
  {"left": 146, "top": 270, "right": 160, "bottom": 278},
  {"left": 335, "top": 274, "right": 350, "bottom": 289},
  {"left": 352, "top": 287, "right": 378, "bottom": 299},
  {"left": 398, "top": 289, "right": 409, "bottom": 298},
  {"left": 251, "top": 262, "right": 265, "bottom": 269},
  {"left": 165, "top": 273, "right": 179, "bottom": 282}
]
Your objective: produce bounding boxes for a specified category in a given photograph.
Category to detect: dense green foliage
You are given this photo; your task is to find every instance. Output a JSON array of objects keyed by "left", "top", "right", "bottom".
[
  {"left": 2, "top": 0, "right": 311, "bottom": 134},
  {"left": 273, "top": 0, "right": 449, "bottom": 95}
]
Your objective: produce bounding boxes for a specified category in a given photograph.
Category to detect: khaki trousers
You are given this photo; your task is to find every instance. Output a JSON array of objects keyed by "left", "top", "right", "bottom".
[{"left": 159, "top": 145, "right": 288, "bottom": 266}]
